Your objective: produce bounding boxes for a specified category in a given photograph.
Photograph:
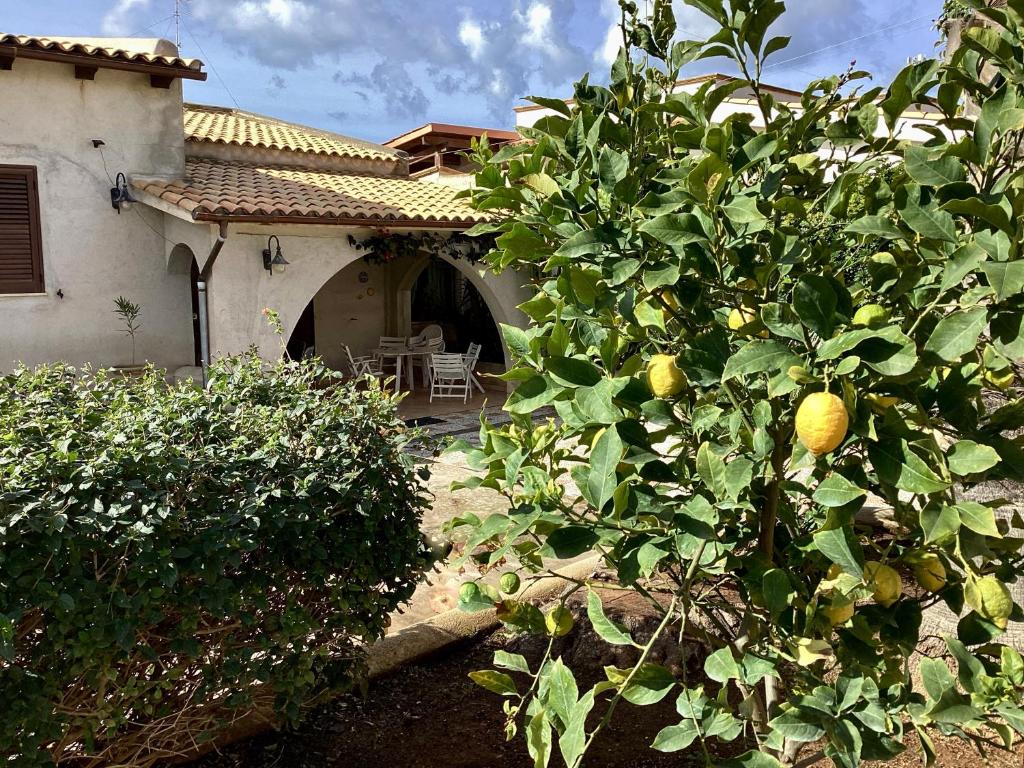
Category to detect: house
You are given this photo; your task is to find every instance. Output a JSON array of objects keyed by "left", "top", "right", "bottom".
[
  {"left": 514, "top": 72, "right": 947, "bottom": 145},
  {"left": 0, "top": 38, "right": 950, "bottom": 381},
  {"left": 384, "top": 123, "right": 520, "bottom": 188},
  {"left": 0, "top": 34, "right": 528, "bottom": 380}
]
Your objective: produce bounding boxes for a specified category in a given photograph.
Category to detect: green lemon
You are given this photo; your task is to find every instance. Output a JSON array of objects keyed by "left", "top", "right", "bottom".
[
  {"left": 864, "top": 561, "right": 902, "bottom": 607},
  {"left": 545, "top": 606, "right": 574, "bottom": 637},
  {"left": 824, "top": 597, "right": 855, "bottom": 626},
  {"left": 500, "top": 572, "right": 522, "bottom": 595},
  {"left": 852, "top": 304, "right": 890, "bottom": 328}
]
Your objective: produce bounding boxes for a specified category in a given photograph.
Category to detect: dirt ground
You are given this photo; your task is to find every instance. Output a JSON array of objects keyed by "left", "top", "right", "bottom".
[{"left": 192, "top": 591, "right": 1024, "bottom": 768}]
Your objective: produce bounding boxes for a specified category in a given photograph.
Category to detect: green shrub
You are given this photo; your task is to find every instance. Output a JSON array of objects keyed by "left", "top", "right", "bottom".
[{"left": 0, "top": 354, "right": 431, "bottom": 766}]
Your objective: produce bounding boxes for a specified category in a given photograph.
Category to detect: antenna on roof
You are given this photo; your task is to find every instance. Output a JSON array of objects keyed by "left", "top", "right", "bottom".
[{"left": 173, "top": 0, "right": 190, "bottom": 51}]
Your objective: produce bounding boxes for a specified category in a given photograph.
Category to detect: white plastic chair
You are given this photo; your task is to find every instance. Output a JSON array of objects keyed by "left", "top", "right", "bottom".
[
  {"left": 411, "top": 335, "right": 445, "bottom": 386},
  {"left": 342, "top": 344, "right": 384, "bottom": 379},
  {"left": 375, "top": 336, "right": 408, "bottom": 376},
  {"left": 429, "top": 353, "right": 471, "bottom": 404},
  {"left": 463, "top": 342, "right": 484, "bottom": 394}
]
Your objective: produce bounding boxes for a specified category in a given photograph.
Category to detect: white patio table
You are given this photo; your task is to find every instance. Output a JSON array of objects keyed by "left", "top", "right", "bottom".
[{"left": 372, "top": 345, "right": 433, "bottom": 394}]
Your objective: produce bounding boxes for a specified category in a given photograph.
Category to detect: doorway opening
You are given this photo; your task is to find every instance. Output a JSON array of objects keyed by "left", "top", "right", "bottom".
[
  {"left": 286, "top": 301, "right": 316, "bottom": 361},
  {"left": 410, "top": 259, "right": 502, "bottom": 363}
]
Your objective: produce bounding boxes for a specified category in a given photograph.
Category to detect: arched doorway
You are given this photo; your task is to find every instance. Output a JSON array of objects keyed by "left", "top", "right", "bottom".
[
  {"left": 281, "top": 250, "right": 509, "bottom": 376},
  {"left": 409, "top": 259, "right": 503, "bottom": 364},
  {"left": 167, "top": 243, "right": 203, "bottom": 368}
]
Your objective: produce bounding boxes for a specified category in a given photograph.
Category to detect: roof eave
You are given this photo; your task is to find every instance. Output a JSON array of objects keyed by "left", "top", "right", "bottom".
[
  {"left": 3, "top": 45, "right": 206, "bottom": 80},
  {"left": 191, "top": 211, "right": 480, "bottom": 229}
]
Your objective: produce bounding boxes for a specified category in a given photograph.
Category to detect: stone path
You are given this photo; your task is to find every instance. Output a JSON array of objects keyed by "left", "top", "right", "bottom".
[{"left": 388, "top": 406, "right": 559, "bottom": 633}]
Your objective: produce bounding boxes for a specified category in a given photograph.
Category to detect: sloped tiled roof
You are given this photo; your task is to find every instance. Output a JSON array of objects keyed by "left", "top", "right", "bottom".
[
  {"left": 184, "top": 104, "right": 402, "bottom": 164},
  {"left": 133, "top": 158, "right": 485, "bottom": 226},
  {"left": 0, "top": 34, "right": 204, "bottom": 76}
]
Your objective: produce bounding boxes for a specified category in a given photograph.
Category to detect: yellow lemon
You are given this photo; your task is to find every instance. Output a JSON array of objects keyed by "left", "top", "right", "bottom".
[
  {"left": 824, "top": 597, "right": 855, "bottom": 626},
  {"left": 646, "top": 354, "right": 687, "bottom": 398},
  {"left": 728, "top": 307, "right": 769, "bottom": 338},
  {"left": 728, "top": 307, "right": 754, "bottom": 329},
  {"left": 913, "top": 554, "right": 947, "bottom": 593},
  {"left": 827, "top": 563, "right": 843, "bottom": 581},
  {"left": 545, "top": 606, "right": 574, "bottom": 637},
  {"left": 852, "top": 304, "right": 890, "bottom": 328},
  {"left": 864, "top": 561, "right": 902, "bottom": 607},
  {"left": 986, "top": 368, "right": 1016, "bottom": 390},
  {"left": 971, "top": 575, "right": 1014, "bottom": 629},
  {"left": 795, "top": 392, "right": 849, "bottom": 455}
]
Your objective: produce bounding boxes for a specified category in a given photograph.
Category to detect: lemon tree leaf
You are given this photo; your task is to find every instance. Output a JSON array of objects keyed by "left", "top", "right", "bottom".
[
  {"left": 921, "top": 506, "right": 961, "bottom": 544},
  {"left": 652, "top": 721, "right": 698, "bottom": 752},
  {"left": 956, "top": 502, "right": 1001, "bottom": 537},
  {"left": 469, "top": 670, "right": 518, "bottom": 696},
  {"left": 586, "top": 590, "right": 634, "bottom": 647},
  {"left": 869, "top": 439, "right": 950, "bottom": 493},
  {"left": 585, "top": 426, "right": 623, "bottom": 510},
  {"left": 924, "top": 307, "right": 987, "bottom": 362},
  {"left": 722, "top": 340, "right": 801, "bottom": 382},
  {"left": 813, "top": 473, "right": 867, "bottom": 508},
  {"left": 704, "top": 647, "right": 741, "bottom": 683},
  {"left": 696, "top": 442, "right": 727, "bottom": 498},
  {"left": 948, "top": 440, "right": 1001, "bottom": 476}
]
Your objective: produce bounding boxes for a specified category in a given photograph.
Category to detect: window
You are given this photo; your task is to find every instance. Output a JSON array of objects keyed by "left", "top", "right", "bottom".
[{"left": 0, "top": 165, "right": 44, "bottom": 294}]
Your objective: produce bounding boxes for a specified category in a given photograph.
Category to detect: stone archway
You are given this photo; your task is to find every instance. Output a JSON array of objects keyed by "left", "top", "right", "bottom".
[
  {"left": 392, "top": 253, "right": 516, "bottom": 372},
  {"left": 205, "top": 228, "right": 530, "bottom": 371}
]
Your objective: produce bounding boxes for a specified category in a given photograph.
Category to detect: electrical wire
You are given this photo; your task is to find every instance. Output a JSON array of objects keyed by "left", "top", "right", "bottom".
[
  {"left": 95, "top": 145, "right": 192, "bottom": 249},
  {"left": 126, "top": 14, "right": 175, "bottom": 38},
  {"left": 764, "top": 13, "right": 937, "bottom": 69},
  {"left": 181, "top": 19, "right": 242, "bottom": 109}
]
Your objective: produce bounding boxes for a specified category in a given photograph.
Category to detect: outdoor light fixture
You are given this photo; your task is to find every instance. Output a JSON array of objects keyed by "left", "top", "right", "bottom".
[
  {"left": 262, "top": 235, "right": 289, "bottom": 275},
  {"left": 110, "top": 172, "right": 135, "bottom": 214}
]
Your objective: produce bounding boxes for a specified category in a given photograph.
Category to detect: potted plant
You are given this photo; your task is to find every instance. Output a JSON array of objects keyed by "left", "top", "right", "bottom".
[{"left": 111, "top": 295, "right": 146, "bottom": 377}]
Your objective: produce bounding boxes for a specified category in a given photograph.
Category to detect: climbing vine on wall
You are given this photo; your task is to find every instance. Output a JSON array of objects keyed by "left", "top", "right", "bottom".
[{"left": 347, "top": 230, "right": 494, "bottom": 266}]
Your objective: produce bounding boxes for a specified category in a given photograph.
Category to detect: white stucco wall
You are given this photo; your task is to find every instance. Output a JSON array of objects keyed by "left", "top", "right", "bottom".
[
  {"left": 313, "top": 259, "right": 390, "bottom": 369},
  {"left": 0, "top": 57, "right": 193, "bottom": 372},
  {"left": 204, "top": 224, "right": 531, "bottom": 369}
]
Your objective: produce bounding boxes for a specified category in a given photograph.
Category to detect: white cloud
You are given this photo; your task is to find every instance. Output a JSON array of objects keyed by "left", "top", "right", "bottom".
[
  {"left": 101, "top": 0, "right": 152, "bottom": 36},
  {"left": 458, "top": 18, "right": 485, "bottom": 61},
  {"left": 518, "top": 3, "right": 556, "bottom": 54}
]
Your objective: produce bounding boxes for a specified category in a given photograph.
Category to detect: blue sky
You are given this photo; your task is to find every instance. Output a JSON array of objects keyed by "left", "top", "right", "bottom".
[{"left": 6, "top": 1, "right": 945, "bottom": 143}]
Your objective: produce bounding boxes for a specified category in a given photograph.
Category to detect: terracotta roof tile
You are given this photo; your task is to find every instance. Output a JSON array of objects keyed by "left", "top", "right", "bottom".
[
  {"left": 133, "top": 158, "right": 485, "bottom": 226},
  {"left": 184, "top": 104, "right": 401, "bottom": 164},
  {"left": 0, "top": 34, "right": 204, "bottom": 73}
]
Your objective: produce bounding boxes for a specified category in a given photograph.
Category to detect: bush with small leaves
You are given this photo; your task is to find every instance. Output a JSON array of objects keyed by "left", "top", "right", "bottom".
[{"left": 0, "top": 354, "right": 431, "bottom": 766}]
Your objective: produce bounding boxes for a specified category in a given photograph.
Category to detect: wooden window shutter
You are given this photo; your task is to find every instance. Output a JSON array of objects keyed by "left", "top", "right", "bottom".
[{"left": 0, "top": 165, "right": 44, "bottom": 294}]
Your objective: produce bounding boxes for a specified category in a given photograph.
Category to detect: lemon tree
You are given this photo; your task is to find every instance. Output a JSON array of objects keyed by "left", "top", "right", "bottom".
[{"left": 448, "top": 1, "right": 1024, "bottom": 765}]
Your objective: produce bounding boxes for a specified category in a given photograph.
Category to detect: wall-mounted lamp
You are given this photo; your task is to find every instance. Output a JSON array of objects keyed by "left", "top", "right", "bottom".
[
  {"left": 110, "top": 172, "right": 136, "bottom": 214},
  {"left": 262, "top": 235, "right": 289, "bottom": 275}
]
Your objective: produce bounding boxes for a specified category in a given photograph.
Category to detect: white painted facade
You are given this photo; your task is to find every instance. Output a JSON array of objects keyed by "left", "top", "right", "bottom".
[
  {"left": 0, "top": 55, "right": 194, "bottom": 372},
  {"left": 0, "top": 38, "right": 530, "bottom": 377}
]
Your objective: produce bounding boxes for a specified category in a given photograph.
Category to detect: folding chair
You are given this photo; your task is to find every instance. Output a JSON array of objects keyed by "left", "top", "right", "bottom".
[
  {"left": 342, "top": 344, "right": 384, "bottom": 379},
  {"left": 429, "top": 353, "right": 471, "bottom": 404},
  {"left": 463, "top": 342, "right": 484, "bottom": 394}
]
